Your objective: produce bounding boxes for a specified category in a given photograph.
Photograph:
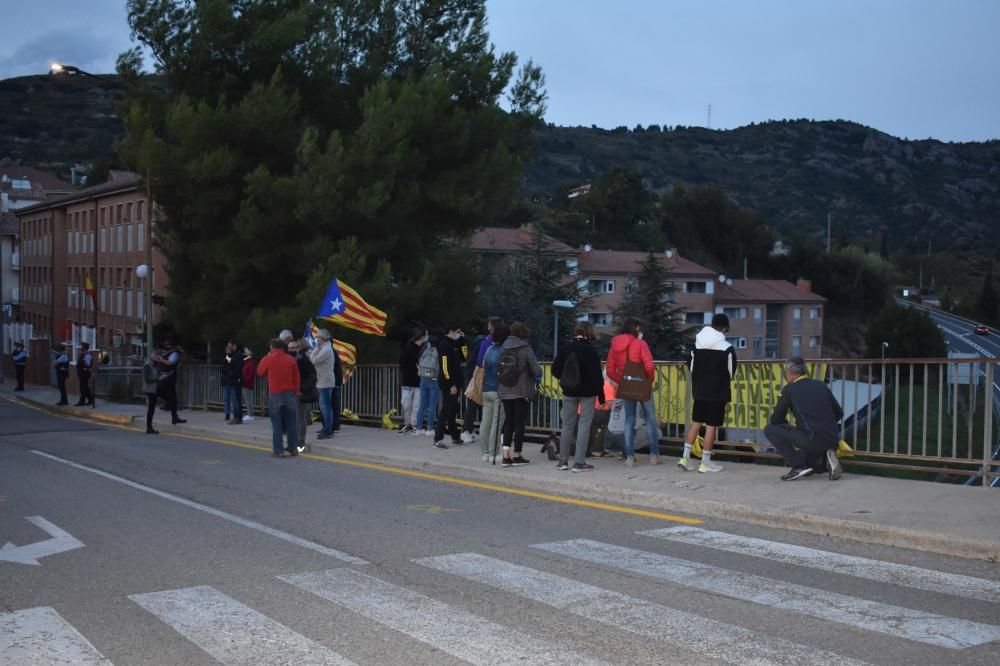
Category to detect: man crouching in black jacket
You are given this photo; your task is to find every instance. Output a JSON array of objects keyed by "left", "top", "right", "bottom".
[{"left": 765, "top": 357, "right": 844, "bottom": 481}]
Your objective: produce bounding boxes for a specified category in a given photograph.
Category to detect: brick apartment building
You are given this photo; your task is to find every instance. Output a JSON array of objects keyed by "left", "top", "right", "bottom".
[
  {"left": 463, "top": 226, "right": 826, "bottom": 359},
  {"left": 15, "top": 172, "right": 167, "bottom": 359}
]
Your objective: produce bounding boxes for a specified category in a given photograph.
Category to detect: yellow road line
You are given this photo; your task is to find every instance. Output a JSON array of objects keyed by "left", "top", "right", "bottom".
[
  {"left": 3, "top": 395, "right": 702, "bottom": 525},
  {"left": 126, "top": 430, "right": 702, "bottom": 524}
]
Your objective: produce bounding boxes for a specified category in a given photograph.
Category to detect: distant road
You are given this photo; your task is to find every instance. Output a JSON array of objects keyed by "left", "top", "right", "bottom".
[{"left": 897, "top": 299, "right": 1000, "bottom": 358}]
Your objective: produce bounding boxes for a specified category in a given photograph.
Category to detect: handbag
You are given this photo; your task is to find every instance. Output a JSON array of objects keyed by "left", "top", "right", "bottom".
[
  {"left": 464, "top": 366, "right": 485, "bottom": 405},
  {"left": 607, "top": 400, "right": 625, "bottom": 433},
  {"left": 616, "top": 340, "right": 652, "bottom": 402}
]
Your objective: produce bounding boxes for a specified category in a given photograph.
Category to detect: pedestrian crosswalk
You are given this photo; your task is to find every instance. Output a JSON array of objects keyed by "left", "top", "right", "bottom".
[{"left": 3, "top": 527, "right": 999, "bottom": 664}]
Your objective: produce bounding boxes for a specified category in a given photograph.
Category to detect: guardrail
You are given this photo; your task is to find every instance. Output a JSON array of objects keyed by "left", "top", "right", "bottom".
[{"left": 91, "top": 358, "right": 998, "bottom": 487}]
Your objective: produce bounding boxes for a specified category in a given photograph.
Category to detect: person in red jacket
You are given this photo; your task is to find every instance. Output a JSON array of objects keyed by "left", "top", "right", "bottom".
[
  {"left": 605, "top": 318, "right": 660, "bottom": 467},
  {"left": 241, "top": 347, "right": 257, "bottom": 421},
  {"left": 257, "top": 338, "right": 301, "bottom": 457}
]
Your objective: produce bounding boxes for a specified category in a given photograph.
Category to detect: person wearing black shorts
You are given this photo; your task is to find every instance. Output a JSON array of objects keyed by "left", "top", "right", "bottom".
[{"left": 679, "top": 314, "right": 737, "bottom": 473}]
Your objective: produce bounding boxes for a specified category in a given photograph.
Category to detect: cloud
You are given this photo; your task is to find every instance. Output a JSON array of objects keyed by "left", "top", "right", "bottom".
[{"left": 0, "top": 26, "right": 130, "bottom": 79}]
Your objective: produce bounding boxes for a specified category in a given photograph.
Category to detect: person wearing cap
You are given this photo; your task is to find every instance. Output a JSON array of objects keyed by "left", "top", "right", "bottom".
[
  {"left": 152, "top": 339, "right": 186, "bottom": 424},
  {"left": 53, "top": 343, "right": 70, "bottom": 405},
  {"left": 309, "top": 328, "right": 337, "bottom": 440},
  {"left": 12, "top": 342, "right": 27, "bottom": 391},
  {"left": 75, "top": 342, "right": 95, "bottom": 406},
  {"left": 765, "top": 357, "right": 844, "bottom": 481},
  {"left": 678, "top": 313, "right": 737, "bottom": 473}
]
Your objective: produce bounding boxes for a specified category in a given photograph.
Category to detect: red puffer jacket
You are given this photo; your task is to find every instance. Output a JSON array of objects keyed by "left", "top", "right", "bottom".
[
  {"left": 605, "top": 333, "right": 654, "bottom": 385},
  {"left": 241, "top": 356, "right": 257, "bottom": 388}
]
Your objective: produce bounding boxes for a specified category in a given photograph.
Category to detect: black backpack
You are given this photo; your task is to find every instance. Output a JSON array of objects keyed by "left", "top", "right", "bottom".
[
  {"left": 559, "top": 351, "right": 582, "bottom": 393},
  {"left": 497, "top": 349, "right": 521, "bottom": 386}
]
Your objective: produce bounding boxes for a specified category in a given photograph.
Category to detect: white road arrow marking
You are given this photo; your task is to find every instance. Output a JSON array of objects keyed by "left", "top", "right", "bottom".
[{"left": 0, "top": 516, "right": 84, "bottom": 566}]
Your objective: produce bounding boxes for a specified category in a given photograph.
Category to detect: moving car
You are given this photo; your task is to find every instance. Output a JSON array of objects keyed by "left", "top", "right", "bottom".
[{"left": 974, "top": 325, "right": 991, "bottom": 335}]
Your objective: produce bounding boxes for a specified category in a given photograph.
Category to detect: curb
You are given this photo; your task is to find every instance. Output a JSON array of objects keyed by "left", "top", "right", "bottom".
[
  {"left": 291, "top": 445, "right": 1000, "bottom": 563},
  {"left": 0, "top": 394, "right": 135, "bottom": 426}
]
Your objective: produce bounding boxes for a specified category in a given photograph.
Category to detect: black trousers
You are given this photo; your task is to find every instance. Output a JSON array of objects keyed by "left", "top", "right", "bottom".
[
  {"left": 77, "top": 371, "right": 92, "bottom": 404},
  {"left": 764, "top": 424, "right": 834, "bottom": 469},
  {"left": 502, "top": 398, "right": 529, "bottom": 454},
  {"left": 146, "top": 392, "right": 157, "bottom": 430},
  {"left": 15, "top": 365, "right": 24, "bottom": 390},
  {"left": 435, "top": 389, "right": 459, "bottom": 442},
  {"left": 158, "top": 377, "right": 180, "bottom": 419},
  {"left": 462, "top": 394, "right": 481, "bottom": 434},
  {"left": 56, "top": 371, "right": 68, "bottom": 403}
]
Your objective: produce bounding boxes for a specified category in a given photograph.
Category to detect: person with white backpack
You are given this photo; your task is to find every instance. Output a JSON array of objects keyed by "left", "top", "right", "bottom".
[{"left": 413, "top": 329, "right": 441, "bottom": 437}]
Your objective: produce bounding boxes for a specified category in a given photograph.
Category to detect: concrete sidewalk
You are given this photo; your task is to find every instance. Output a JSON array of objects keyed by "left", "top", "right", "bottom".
[{"left": 3, "top": 383, "right": 999, "bottom": 562}]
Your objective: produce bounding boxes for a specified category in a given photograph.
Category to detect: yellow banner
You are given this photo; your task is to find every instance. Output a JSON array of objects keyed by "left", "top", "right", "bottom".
[{"left": 540, "top": 361, "right": 827, "bottom": 429}]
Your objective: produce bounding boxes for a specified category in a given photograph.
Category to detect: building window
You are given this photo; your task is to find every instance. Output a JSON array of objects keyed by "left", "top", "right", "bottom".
[
  {"left": 725, "top": 336, "right": 748, "bottom": 349},
  {"left": 753, "top": 336, "right": 762, "bottom": 354},
  {"left": 685, "top": 311, "right": 708, "bottom": 325},
  {"left": 809, "top": 335, "right": 821, "bottom": 348},
  {"left": 809, "top": 307, "right": 821, "bottom": 320},
  {"left": 792, "top": 335, "right": 802, "bottom": 354},
  {"left": 684, "top": 281, "right": 707, "bottom": 294},
  {"left": 588, "top": 312, "right": 614, "bottom": 326},
  {"left": 624, "top": 281, "right": 634, "bottom": 294},
  {"left": 792, "top": 307, "right": 802, "bottom": 331},
  {"left": 722, "top": 307, "right": 748, "bottom": 319},
  {"left": 587, "top": 280, "right": 615, "bottom": 294}
]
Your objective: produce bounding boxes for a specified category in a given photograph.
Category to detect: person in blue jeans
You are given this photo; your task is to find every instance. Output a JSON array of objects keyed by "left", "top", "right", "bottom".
[
  {"left": 414, "top": 331, "right": 440, "bottom": 436},
  {"left": 309, "top": 329, "right": 337, "bottom": 439},
  {"left": 257, "top": 338, "right": 301, "bottom": 457},
  {"left": 221, "top": 340, "right": 244, "bottom": 425},
  {"left": 606, "top": 319, "right": 661, "bottom": 467}
]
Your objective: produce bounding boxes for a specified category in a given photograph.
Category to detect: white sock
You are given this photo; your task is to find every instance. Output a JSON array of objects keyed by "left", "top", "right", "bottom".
[
  {"left": 502, "top": 445, "right": 511, "bottom": 458},
  {"left": 682, "top": 444, "right": 692, "bottom": 460},
  {"left": 702, "top": 451, "right": 712, "bottom": 465}
]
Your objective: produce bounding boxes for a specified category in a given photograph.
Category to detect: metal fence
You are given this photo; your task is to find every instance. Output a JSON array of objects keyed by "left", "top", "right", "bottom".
[{"left": 91, "top": 358, "right": 998, "bottom": 487}]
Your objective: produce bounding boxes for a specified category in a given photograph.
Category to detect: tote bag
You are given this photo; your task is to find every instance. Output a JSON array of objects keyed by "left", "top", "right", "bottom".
[{"left": 616, "top": 340, "right": 651, "bottom": 402}]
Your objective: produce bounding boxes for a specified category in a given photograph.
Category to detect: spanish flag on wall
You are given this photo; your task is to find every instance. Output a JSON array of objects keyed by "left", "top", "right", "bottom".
[
  {"left": 84, "top": 274, "right": 99, "bottom": 312},
  {"left": 317, "top": 278, "right": 387, "bottom": 337}
]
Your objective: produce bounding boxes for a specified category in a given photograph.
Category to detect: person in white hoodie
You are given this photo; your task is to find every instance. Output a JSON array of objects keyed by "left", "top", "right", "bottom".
[{"left": 678, "top": 313, "right": 737, "bottom": 473}]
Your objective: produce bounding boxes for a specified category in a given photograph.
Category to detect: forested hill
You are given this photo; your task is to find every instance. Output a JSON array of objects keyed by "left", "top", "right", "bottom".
[
  {"left": 3, "top": 72, "right": 999, "bottom": 251},
  {"left": 524, "top": 121, "right": 1000, "bottom": 251}
]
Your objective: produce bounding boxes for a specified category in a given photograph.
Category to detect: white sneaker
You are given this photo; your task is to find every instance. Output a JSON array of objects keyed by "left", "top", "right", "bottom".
[
  {"left": 461, "top": 431, "right": 475, "bottom": 443},
  {"left": 698, "top": 462, "right": 724, "bottom": 473},
  {"left": 242, "top": 415, "right": 255, "bottom": 422},
  {"left": 677, "top": 457, "right": 694, "bottom": 471},
  {"left": 424, "top": 429, "right": 435, "bottom": 437},
  {"left": 625, "top": 456, "right": 635, "bottom": 468}
]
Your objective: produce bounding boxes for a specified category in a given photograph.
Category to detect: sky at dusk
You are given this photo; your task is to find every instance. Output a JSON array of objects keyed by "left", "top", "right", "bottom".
[{"left": 1, "top": 0, "right": 997, "bottom": 142}]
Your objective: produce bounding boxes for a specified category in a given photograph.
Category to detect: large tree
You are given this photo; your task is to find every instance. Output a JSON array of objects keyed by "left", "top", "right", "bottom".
[
  {"left": 117, "top": 0, "right": 545, "bottom": 345},
  {"left": 615, "top": 252, "right": 689, "bottom": 360}
]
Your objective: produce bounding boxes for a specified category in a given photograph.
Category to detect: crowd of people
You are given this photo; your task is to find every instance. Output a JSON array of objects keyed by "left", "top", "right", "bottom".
[
  {"left": 397, "top": 314, "right": 845, "bottom": 481},
  {"left": 22, "top": 312, "right": 844, "bottom": 480}
]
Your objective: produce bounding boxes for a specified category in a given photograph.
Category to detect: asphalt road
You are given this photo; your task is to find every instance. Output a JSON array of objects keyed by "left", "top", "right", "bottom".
[{"left": 2, "top": 400, "right": 998, "bottom": 665}]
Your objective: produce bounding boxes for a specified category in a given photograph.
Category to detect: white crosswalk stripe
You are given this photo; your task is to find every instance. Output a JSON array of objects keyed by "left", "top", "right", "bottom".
[
  {"left": 280, "top": 568, "right": 609, "bottom": 666},
  {"left": 642, "top": 526, "right": 1000, "bottom": 604},
  {"left": 129, "top": 585, "right": 356, "bottom": 665},
  {"left": 415, "top": 552, "right": 868, "bottom": 666},
  {"left": 0, "top": 606, "right": 111, "bottom": 665},
  {"left": 533, "top": 539, "right": 1000, "bottom": 650}
]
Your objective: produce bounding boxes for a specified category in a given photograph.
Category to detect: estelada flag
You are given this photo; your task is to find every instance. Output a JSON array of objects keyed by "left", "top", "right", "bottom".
[
  {"left": 332, "top": 339, "right": 357, "bottom": 381},
  {"left": 317, "top": 278, "right": 387, "bottom": 337},
  {"left": 84, "top": 274, "right": 99, "bottom": 312}
]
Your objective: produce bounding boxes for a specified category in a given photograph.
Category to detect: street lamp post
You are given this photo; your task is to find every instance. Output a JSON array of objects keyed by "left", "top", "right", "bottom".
[
  {"left": 137, "top": 264, "right": 151, "bottom": 357},
  {"left": 550, "top": 300, "right": 575, "bottom": 432},
  {"left": 881, "top": 341, "right": 889, "bottom": 361}
]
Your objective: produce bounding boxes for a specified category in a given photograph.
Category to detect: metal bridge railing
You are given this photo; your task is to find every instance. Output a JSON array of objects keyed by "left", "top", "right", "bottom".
[{"left": 91, "top": 358, "right": 998, "bottom": 487}]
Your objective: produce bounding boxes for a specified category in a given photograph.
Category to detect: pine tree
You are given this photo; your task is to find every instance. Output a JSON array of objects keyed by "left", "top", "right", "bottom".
[
  {"left": 975, "top": 262, "right": 998, "bottom": 325},
  {"left": 117, "top": 0, "right": 546, "bottom": 344},
  {"left": 614, "top": 253, "right": 689, "bottom": 360},
  {"left": 476, "top": 226, "right": 590, "bottom": 359}
]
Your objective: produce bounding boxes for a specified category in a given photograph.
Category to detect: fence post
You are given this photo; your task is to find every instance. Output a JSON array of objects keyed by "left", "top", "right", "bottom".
[{"left": 984, "top": 363, "right": 994, "bottom": 489}]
